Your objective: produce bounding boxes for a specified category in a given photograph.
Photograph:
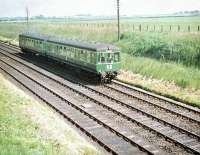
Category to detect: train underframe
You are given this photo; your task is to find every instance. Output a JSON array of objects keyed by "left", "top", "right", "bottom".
[{"left": 99, "top": 71, "right": 118, "bottom": 83}]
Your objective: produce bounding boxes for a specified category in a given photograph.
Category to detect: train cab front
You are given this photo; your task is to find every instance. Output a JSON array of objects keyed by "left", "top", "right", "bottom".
[{"left": 96, "top": 49, "right": 120, "bottom": 83}]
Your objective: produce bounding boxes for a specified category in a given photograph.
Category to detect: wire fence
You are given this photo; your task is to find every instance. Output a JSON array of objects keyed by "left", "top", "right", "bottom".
[{"left": 63, "top": 23, "right": 200, "bottom": 33}]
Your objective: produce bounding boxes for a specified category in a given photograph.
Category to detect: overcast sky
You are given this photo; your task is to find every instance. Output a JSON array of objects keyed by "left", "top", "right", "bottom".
[{"left": 1, "top": 0, "right": 200, "bottom": 17}]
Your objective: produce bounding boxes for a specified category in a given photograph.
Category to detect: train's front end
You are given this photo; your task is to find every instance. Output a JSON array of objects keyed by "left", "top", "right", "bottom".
[{"left": 96, "top": 47, "right": 120, "bottom": 82}]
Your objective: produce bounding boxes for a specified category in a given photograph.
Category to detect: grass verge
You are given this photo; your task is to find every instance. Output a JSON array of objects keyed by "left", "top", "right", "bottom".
[
  {"left": 0, "top": 73, "right": 102, "bottom": 155},
  {"left": 121, "top": 53, "right": 200, "bottom": 90},
  {"left": 118, "top": 69, "right": 200, "bottom": 107}
]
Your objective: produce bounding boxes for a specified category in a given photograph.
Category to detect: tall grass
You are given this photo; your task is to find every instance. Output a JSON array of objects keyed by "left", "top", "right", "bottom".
[
  {"left": 117, "top": 32, "right": 200, "bottom": 68},
  {"left": 121, "top": 53, "right": 200, "bottom": 89}
]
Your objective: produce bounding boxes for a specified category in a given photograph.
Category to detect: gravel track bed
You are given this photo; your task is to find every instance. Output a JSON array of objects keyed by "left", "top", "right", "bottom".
[
  {"left": 0, "top": 58, "right": 148, "bottom": 155},
  {"left": 0, "top": 50, "right": 199, "bottom": 154},
  {"left": 0, "top": 52, "right": 168, "bottom": 154},
  {"left": 0, "top": 44, "right": 200, "bottom": 154},
  {"left": 93, "top": 85, "right": 200, "bottom": 135},
  {"left": 111, "top": 82, "right": 200, "bottom": 121}
]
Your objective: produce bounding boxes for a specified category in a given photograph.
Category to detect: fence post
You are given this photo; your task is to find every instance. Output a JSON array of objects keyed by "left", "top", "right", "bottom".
[
  {"left": 198, "top": 25, "right": 200, "bottom": 31},
  {"left": 161, "top": 25, "right": 163, "bottom": 32},
  {"left": 133, "top": 24, "right": 134, "bottom": 31},
  {"left": 154, "top": 25, "right": 155, "bottom": 31},
  {"left": 188, "top": 25, "right": 190, "bottom": 32},
  {"left": 146, "top": 25, "right": 148, "bottom": 31},
  {"left": 139, "top": 24, "right": 141, "bottom": 32},
  {"left": 170, "top": 25, "right": 172, "bottom": 31},
  {"left": 178, "top": 25, "right": 180, "bottom": 32}
]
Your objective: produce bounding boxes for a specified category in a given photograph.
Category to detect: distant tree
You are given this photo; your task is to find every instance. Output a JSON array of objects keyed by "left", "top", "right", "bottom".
[{"left": 35, "top": 15, "right": 45, "bottom": 19}]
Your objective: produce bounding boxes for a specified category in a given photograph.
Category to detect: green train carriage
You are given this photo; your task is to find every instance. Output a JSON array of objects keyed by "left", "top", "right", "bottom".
[{"left": 19, "top": 33, "right": 120, "bottom": 82}]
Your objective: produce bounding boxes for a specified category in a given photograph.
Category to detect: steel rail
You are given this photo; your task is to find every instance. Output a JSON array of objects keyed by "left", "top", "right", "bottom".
[
  {"left": 0, "top": 54, "right": 157, "bottom": 155},
  {"left": 0, "top": 44, "right": 200, "bottom": 154}
]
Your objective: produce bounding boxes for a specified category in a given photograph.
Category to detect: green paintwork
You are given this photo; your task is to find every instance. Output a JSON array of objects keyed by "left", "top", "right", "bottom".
[{"left": 19, "top": 35, "right": 120, "bottom": 74}]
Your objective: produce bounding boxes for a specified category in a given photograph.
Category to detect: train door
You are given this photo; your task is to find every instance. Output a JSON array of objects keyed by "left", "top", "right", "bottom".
[{"left": 99, "top": 52, "right": 106, "bottom": 64}]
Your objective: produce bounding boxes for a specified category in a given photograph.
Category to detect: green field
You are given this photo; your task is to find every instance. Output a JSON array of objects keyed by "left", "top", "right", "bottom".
[{"left": 0, "top": 16, "right": 200, "bottom": 106}]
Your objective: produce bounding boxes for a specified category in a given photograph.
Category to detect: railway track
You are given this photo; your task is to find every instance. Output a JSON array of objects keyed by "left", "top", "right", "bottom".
[
  {"left": 0, "top": 44, "right": 157, "bottom": 155},
  {"left": 0, "top": 41, "right": 200, "bottom": 154},
  {"left": 94, "top": 84, "right": 200, "bottom": 135},
  {"left": 0, "top": 40, "right": 20, "bottom": 49},
  {"left": 106, "top": 80, "right": 200, "bottom": 122}
]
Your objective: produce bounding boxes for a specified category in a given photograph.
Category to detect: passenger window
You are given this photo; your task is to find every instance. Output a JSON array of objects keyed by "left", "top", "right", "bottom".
[
  {"left": 107, "top": 53, "right": 113, "bottom": 63},
  {"left": 101, "top": 56, "right": 105, "bottom": 63},
  {"left": 99, "top": 53, "right": 105, "bottom": 63},
  {"left": 114, "top": 53, "right": 119, "bottom": 62}
]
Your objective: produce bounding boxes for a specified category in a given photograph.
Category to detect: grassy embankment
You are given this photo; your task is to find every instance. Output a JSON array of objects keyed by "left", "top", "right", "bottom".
[
  {"left": 0, "top": 16, "right": 200, "bottom": 106},
  {"left": 0, "top": 74, "right": 101, "bottom": 155}
]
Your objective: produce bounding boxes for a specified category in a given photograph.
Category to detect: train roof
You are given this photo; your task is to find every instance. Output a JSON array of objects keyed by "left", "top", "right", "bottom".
[{"left": 20, "top": 33, "right": 119, "bottom": 51}]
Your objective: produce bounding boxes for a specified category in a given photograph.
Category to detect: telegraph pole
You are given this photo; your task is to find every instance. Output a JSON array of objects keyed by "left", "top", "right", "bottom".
[
  {"left": 117, "top": 0, "right": 120, "bottom": 40},
  {"left": 26, "top": 7, "right": 29, "bottom": 26}
]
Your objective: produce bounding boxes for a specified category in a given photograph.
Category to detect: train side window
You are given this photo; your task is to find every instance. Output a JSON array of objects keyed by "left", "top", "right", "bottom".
[
  {"left": 90, "top": 53, "right": 95, "bottom": 64},
  {"left": 68, "top": 50, "right": 71, "bottom": 58},
  {"left": 101, "top": 57, "right": 105, "bottom": 63},
  {"left": 107, "top": 53, "right": 111, "bottom": 63},
  {"left": 87, "top": 51, "right": 91, "bottom": 62},
  {"left": 114, "top": 53, "right": 119, "bottom": 62},
  {"left": 83, "top": 51, "right": 86, "bottom": 57},
  {"left": 90, "top": 53, "right": 93, "bottom": 63},
  {"left": 93, "top": 53, "right": 97, "bottom": 64},
  {"left": 83, "top": 51, "right": 87, "bottom": 61},
  {"left": 75, "top": 49, "right": 77, "bottom": 58},
  {"left": 81, "top": 50, "right": 85, "bottom": 61},
  {"left": 100, "top": 53, "right": 105, "bottom": 63},
  {"left": 71, "top": 48, "right": 74, "bottom": 58},
  {"left": 98, "top": 53, "right": 101, "bottom": 63}
]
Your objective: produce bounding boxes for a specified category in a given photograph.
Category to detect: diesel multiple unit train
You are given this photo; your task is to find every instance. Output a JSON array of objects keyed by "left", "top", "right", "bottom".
[{"left": 19, "top": 33, "right": 120, "bottom": 82}]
